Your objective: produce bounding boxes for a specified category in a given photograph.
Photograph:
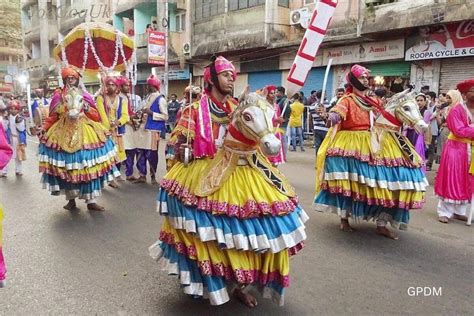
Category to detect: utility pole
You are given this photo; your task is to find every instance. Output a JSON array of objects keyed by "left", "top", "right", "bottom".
[
  {"left": 164, "top": 0, "right": 169, "bottom": 98},
  {"left": 157, "top": 0, "right": 169, "bottom": 97}
]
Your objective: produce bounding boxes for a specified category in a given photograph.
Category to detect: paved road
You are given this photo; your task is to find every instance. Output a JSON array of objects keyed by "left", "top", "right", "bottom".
[{"left": 0, "top": 140, "right": 472, "bottom": 315}]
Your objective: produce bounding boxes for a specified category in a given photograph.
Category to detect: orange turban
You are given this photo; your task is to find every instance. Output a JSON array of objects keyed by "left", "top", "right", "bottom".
[{"left": 61, "top": 67, "right": 81, "bottom": 80}]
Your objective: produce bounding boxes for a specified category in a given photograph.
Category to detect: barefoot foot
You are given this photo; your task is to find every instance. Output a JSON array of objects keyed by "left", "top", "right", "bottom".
[
  {"left": 134, "top": 176, "right": 146, "bottom": 183},
  {"left": 87, "top": 203, "right": 105, "bottom": 212},
  {"left": 438, "top": 216, "right": 449, "bottom": 224},
  {"left": 233, "top": 288, "right": 258, "bottom": 308},
  {"left": 63, "top": 200, "right": 78, "bottom": 211},
  {"left": 109, "top": 180, "right": 119, "bottom": 188},
  {"left": 375, "top": 226, "right": 399, "bottom": 240},
  {"left": 452, "top": 214, "right": 468, "bottom": 221},
  {"left": 340, "top": 218, "right": 355, "bottom": 232}
]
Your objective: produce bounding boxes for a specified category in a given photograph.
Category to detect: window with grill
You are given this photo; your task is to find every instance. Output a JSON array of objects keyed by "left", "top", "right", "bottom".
[
  {"left": 229, "top": 0, "right": 265, "bottom": 11},
  {"left": 175, "top": 12, "right": 185, "bottom": 32},
  {"left": 195, "top": 0, "right": 225, "bottom": 20}
]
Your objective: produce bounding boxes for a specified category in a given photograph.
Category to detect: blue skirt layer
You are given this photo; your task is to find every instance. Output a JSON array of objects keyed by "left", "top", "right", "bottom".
[
  {"left": 156, "top": 241, "right": 285, "bottom": 306},
  {"left": 324, "top": 156, "right": 428, "bottom": 190},
  {"left": 314, "top": 190, "right": 410, "bottom": 229},
  {"left": 158, "top": 190, "right": 308, "bottom": 253},
  {"left": 39, "top": 138, "right": 117, "bottom": 169},
  {"left": 41, "top": 168, "right": 117, "bottom": 199}
]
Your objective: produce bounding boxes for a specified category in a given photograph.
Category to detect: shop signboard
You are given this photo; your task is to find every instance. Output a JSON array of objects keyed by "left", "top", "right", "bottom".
[
  {"left": 153, "top": 64, "right": 190, "bottom": 81},
  {"left": 405, "top": 20, "right": 474, "bottom": 61},
  {"left": 148, "top": 31, "right": 166, "bottom": 65},
  {"left": 322, "top": 39, "right": 405, "bottom": 65}
]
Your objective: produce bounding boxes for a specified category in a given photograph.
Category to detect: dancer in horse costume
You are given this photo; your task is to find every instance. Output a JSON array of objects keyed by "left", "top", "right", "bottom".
[
  {"left": 314, "top": 64, "right": 428, "bottom": 240},
  {"left": 150, "top": 56, "right": 307, "bottom": 307},
  {"left": 38, "top": 67, "right": 119, "bottom": 212}
]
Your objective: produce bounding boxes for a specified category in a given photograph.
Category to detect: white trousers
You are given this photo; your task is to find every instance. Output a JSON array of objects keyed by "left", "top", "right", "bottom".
[
  {"left": 437, "top": 199, "right": 468, "bottom": 218},
  {"left": 0, "top": 137, "right": 22, "bottom": 174}
]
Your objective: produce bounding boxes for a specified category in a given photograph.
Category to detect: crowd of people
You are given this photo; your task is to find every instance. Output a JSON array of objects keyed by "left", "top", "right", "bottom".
[{"left": 0, "top": 58, "right": 473, "bottom": 306}]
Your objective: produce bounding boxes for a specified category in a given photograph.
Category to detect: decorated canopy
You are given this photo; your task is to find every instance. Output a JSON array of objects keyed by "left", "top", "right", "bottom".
[{"left": 53, "top": 22, "right": 134, "bottom": 74}]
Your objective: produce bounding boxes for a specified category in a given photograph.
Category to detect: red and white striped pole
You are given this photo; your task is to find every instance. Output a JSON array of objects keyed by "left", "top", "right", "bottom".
[{"left": 285, "top": 0, "right": 338, "bottom": 98}]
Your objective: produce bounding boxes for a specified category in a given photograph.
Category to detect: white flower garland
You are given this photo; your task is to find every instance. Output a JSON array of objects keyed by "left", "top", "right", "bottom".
[{"left": 59, "top": 26, "right": 133, "bottom": 78}]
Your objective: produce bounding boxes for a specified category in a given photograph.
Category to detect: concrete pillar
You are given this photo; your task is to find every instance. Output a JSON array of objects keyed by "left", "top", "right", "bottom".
[
  {"left": 38, "top": 0, "right": 50, "bottom": 59},
  {"left": 265, "top": 0, "right": 278, "bottom": 45}
]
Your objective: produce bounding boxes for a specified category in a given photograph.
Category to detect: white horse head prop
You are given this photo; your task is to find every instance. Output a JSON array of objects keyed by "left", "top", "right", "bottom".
[
  {"left": 229, "top": 91, "right": 281, "bottom": 156},
  {"left": 64, "top": 87, "right": 84, "bottom": 119},
  {"left": 378, "top": 89, "right": 428, "bottom": 133}
]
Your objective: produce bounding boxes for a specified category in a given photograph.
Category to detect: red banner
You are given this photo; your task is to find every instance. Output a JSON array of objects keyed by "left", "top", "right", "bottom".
[{"left": 148, "top": 31, "right": 165, "bottom": 65}]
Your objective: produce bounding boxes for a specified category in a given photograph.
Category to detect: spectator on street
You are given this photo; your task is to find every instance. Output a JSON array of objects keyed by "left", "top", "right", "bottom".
[
  {"left": 306, "top": 90, "right": 318, "bottom": 106},
  {"left": 276, "top": 86, "right": 290, "bottom": 156},
  {"left": 425, "top": 91, "right": 439, "bottom": 171},
  {"left": 167, "top": 93, "right": 181, "bottom": 132},
  {"left": 289, "top": 93, "right": 305, "bottom": 152},
  {"left": 309, "top": 93, "right": 331, "bottom": 154},
  {"left": 329, "top": 88, "right": 345, "bottom": 107}
]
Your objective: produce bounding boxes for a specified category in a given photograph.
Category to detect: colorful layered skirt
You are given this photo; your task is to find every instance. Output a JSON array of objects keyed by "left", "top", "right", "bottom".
[
  {"left": 0, "top": 204, "right": 5, "bottom": 287},
  {"left": 39, "top": 116, "right": 119, "bottom": 200},
  {"left": 314, "top": 130, "right": 428, "bottom": 229},
  {"left": 149, "top": 154, "right": 307, "bottom": 305}
]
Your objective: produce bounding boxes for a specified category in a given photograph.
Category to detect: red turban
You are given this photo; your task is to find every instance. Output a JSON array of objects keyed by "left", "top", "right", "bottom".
[
  {"left": 457, "top": 79, "right": 474, "bottom": 94},
  {"left": 147, "top": 75, "right": 161, "bottom": 89},
  {"left": 61, "top": 67, "right": 81, "bottom": 80},
  {"left": 264, "top": 85, "right": 277, "bottom": 94},
  {"left": 7, "top": 100, "right": 21, "bottom": 110}
]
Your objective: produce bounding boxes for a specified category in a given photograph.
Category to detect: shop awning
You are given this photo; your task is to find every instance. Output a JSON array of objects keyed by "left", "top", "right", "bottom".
[{"left": 366, "top": 61, "right": 411, "bottom": 77}]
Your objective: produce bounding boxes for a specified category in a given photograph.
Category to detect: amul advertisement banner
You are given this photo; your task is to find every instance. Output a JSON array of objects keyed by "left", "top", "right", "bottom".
[
  {"left": 405, "top": 21, "right": 474, "bottom": 61},
  {"left": 148, "top": 31, "right": 165, "bottom": 65}
]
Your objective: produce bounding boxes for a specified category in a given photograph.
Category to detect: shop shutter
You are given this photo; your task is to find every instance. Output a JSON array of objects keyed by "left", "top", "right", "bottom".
[
  {"left": 366, "top": 61, "right": 411, "bottom": 77},
  {"left": 302, "top": 67, "right": 334, "bottom": 100},
  {"left": 440, "top": 57, "right": 474, "bottom": 93},
  {"left": 248, "top": 71, "right": 282, "bottom": 92}
]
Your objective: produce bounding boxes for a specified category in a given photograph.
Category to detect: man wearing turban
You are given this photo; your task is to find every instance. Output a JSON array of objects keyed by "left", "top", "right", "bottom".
[
  {"left": 96, "top": 75, "right": 130, "bottom": 185},
  {"left": 314, "top": 64, "right": 427, "bottom": 240},
  {"left": 127, "top": 74, "right": 168, "bottom": 184},
  {"left": 29, "top": 88, "right": 50, "bottom": 136},
  {"left": 435, "top": 79, "right": 474, "bottom": 224},
  {"left": 0, "top": 100, "right": 27, "bottom": 177}
]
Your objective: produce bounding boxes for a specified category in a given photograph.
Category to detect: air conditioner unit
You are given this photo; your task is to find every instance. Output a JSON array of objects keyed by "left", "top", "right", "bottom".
[
  {"left": 183, "top": 42, "right": 191, "bottom": 55},
  {"left": 290, "top": 8, "right": 311, "bottom": 29}
]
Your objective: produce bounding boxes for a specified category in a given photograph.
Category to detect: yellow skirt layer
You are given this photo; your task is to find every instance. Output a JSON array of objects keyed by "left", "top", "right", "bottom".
[
  {"left": 43, "top": 116, "right": 108, "bottom": 152},
  {"left": 161, "top": 157, "right": 298, "bottom": 218},
  {"left": 326, "top": 130, "right": 423, "bottom": 167}
]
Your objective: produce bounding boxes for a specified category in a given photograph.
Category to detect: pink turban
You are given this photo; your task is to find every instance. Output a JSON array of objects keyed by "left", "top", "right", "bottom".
[
  {"left": 105, "top": 76, "right": 120, "bottom": 86},
  {"left": 457, "top": 79, "right": 474, "bottom": 94},
  {"left": 147, "top": 75, "right": 161, "bottom": 89},
  {"left": 346, "top": 64, "right": 370, "bottom": 82},
  {"left": 203, "top": 56, "right": 237, "bottom": 84},
  {"left": 116, "top": 76, "right": 130, "bottom": 87}
]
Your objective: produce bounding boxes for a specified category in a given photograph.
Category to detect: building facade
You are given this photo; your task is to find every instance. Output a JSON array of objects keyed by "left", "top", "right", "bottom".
[{"left": 1, "top": 0, "right": 24, "bottom": 95}]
